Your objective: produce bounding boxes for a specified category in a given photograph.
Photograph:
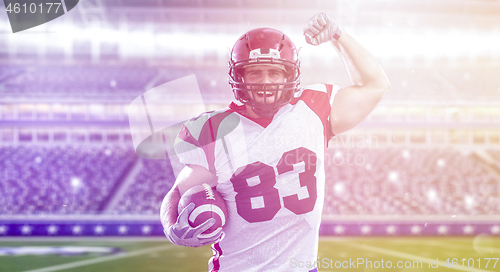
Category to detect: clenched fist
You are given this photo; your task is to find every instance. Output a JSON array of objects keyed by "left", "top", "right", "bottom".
[{"left": 303, "top": 13, "right": 342, "bottom": 46}]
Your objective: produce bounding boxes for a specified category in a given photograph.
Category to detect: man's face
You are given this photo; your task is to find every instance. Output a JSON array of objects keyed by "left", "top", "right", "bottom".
[{"left": 242, "top": 65, "right": 287, "bottom": 105}]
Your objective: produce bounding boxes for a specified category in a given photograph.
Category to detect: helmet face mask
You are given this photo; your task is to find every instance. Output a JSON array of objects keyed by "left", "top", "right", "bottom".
[{"left": 228, "top": 28, "right": 301, "bottom": 118}]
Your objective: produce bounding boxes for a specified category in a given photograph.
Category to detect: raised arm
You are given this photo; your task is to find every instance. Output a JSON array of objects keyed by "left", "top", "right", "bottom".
[{"left": 304, "top": 13, "right": 391, "bottom": 135}]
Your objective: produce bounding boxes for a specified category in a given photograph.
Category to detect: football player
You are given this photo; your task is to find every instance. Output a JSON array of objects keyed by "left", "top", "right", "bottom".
[{"left": 161, "top": 13, "right": 390, "bottom": 271}]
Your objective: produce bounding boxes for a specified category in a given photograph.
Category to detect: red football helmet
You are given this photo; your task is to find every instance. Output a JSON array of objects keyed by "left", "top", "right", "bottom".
[{"left": 228, "top": 28, "right": 301, "bottom": 117}]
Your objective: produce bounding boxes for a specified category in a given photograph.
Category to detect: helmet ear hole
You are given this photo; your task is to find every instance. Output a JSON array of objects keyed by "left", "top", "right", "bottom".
[{"left": 236, "top": 68, "right": 245, "bottom": 82}]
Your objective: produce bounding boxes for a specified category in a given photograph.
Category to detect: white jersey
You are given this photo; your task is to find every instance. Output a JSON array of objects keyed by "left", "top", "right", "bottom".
[{"left": 174, "top": 84, "right": 338, "bottom": 272}]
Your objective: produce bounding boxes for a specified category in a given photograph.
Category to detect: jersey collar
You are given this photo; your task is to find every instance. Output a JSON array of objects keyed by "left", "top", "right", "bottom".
[{"left": 229, "top": 102, "right": 274, "bottom": 128}]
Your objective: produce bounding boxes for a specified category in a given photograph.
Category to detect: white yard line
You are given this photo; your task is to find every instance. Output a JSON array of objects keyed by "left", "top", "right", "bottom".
[
  {"left": 333, "top": 240, "right": 494, "bottom": 272},
  {"left": 376, "top": 238, "right": 500, "bottom": 254},
  {"left": 22, "top": 244, "right": 174, "bottom": 272},
  {"left": 425, "top": 240, "right": 500, "bottom": 254}
]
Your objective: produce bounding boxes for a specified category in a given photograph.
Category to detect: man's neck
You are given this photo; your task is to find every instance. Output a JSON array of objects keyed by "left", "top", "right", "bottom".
[{"left": 244, "top": 105, "right": 261, "bottom": 119}]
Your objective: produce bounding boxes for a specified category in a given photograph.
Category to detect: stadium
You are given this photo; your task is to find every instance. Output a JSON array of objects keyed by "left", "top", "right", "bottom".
[{"left": 1, "top": 0, "right": 500, "bottom": 271}]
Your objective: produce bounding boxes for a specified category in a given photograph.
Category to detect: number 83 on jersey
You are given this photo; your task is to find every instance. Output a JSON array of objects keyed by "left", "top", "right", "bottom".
[{"left": 230, "top": 147, "right": 318, "bottom": 223}]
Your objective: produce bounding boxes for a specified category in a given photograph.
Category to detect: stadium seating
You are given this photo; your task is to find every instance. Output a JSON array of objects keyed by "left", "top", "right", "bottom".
[
  {"left": 1, "top": 144, "right": 499, "bottom": 217},
  {"left": 1, "top": 63, "right": 500, "bottom": 217},
  {"left": 0, "top": 145, "right": 136, "bottom": 214},
  {"left": 0, "top": 65, "right": 159, "bottom": 99},
  {"left": 112, "top": 158, "right": 175, "bottom": 214},
  {"left": 1, "top": 64, "right": 500, "bottom": 102},
  {"left": 323, "top": 147, "right": 500, "bottom": 216}
]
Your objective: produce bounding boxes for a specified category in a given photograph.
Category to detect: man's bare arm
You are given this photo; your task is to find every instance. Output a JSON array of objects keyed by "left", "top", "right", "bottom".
[
  {"left": 303, "top": 13, "right": 390, "bottom": 135},
  {"left": 329, "top": 31, "right": 390, "bottom": 135}
]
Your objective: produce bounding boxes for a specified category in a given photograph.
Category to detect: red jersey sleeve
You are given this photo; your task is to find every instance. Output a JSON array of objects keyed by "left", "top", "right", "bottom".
[{"left": 290, "top": 83, "right": 340, "bottom": 143}]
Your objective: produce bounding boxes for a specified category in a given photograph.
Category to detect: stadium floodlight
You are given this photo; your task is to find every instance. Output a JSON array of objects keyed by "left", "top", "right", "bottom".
[
  {"left": 464, "top": 196, "right": 475, "bottom": 208},
  {"left": 70, "top": 177, "right": 81, "bottom": 189},
  {"left": 388, "top": 171, "right": 399, "bottom": 182},
  {"left": 334, "top": 182, "right": 345, "bottom": 195},
  {"left": 427, "top": 189, "right": 438, "bottom": 201}
]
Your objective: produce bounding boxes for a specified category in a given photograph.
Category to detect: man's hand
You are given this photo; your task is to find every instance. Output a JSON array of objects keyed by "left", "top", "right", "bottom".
[
  {"left": 164, "top": 203, "right": 223, "bottom": 247},
  {"left": 303, "top": 13, "right": 342, "bottom": 46}
]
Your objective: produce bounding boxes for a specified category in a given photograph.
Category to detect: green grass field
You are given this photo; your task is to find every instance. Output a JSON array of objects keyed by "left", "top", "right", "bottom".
[{"left": 1, "top": 236, "right": 500, "bottom": 272}]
